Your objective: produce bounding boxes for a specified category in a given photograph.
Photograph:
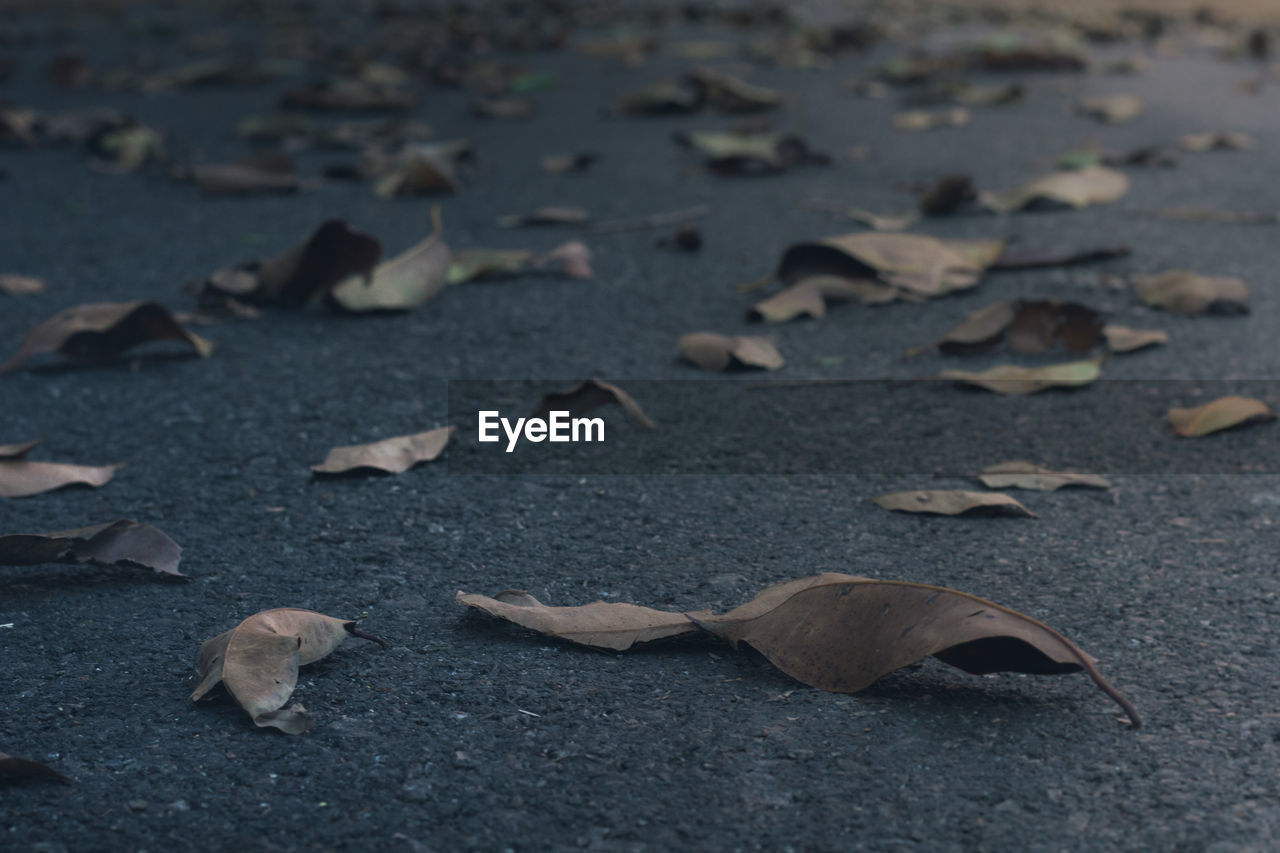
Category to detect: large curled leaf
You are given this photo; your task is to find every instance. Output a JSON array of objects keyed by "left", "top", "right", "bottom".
[
  {"left": 678, "top": 332, "right": 783, "bottom": 371},
  {"left": 978, "top": 461, "right": 1111, "bottom": 491},
  {"left": 937, "top": 357, "right": 1104, "bottom": 395},
  {"left": 1168, "top": 396, "right": 1274, "bottom": 438},
  {"left": 311, "top": 426, "right": 453, "bottom": 474},
  {"left": 330, "top": 210, "right": 450, "bottom": 312},
  {"left": 0, "top": 441, "right": 121, "bottom": 498},
  {"left": 457, "top": 573, "right": 1141, "bottom": 727},
  {"left": 191, "top": 608, "right": 388, "bottom": 734},
  {"left": 0, "top": 519, "right": 182, "bottom": 576},
  {"left": 981, "top": 166, "right": 1129, "bottom": 214},
  {"left": 872, "top": 489, "right": 1035, "bottom": 517},
  {"left": 775, "top": 232, "right": 1003, "bottom": 298},
  {"left": 1133, "top": 270, "right": 1249, "bottom": 316},
  {"left": 0, "top": 301, "right": 213, "bottom": 374},
  {"left": 909, "top": 299, "right": 1103, "bottom": 357},
  {"left": 455, "top": 590, "right": 698, "bottom": 651}
]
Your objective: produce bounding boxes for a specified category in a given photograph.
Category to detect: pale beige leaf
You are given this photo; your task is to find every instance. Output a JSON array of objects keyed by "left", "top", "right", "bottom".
[
  {"left": 1103, "top": 325, "right": 1168, "bottom": 353},
  {"left": 1133, "top": 270, "right": 1249, "bottom": 315},
  {"left": 937, "top": 357, "right": 1104, "bottom": 395},
  {"left": 311, "top": 426, "right": 454, "bottom": 474},
  {"left": 1076, "top": 94, "right": 1144, "bottom": 124},
  {"left": 455, "top": 589, "right": 698, "bottom": 651},
  {"left": 872, "top": 489, "right": 1035, "bottom": 517},
  {"left": 0, "top": 274, "right": 46, "bottom": 296},
  {"left": 331, "top": 212, "right": 450, "bottom": 312},
  {"left": 1168, "top": 396, "right": 1274, "bottom": 438},
  {"left": 981, "top": 166, "right": 1129, "bottom": 214},
  {"left": 978, "top": 461, "right": 1111, "bottom": 491},
  {"left": 0, "top": 460, "right": 121, "bottom": 499},
  {"left": 678, "top": 332, "right": 783, "bottom": 371},
  {"left": 893, "top": 107, "right": 970, "bottom": 132}
]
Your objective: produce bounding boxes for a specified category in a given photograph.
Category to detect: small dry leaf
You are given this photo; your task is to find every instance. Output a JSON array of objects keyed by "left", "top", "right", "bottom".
[
  {"left": 182, "top": 161, "right": 301, "bottom": 196},
  {"left": 202, "top": 220, "right": 382, "bottom": 308},
  {"left": 678, "top": 332, "right": 783, "bottom": 371},
  {"left": 457, "top": 573, "right": 1141, "bottom": 727},
  {"left": 532, "top": 379, "right": 655, "bottom": 429},
  {"left": 909, "top": 300, "right": 1104, "bottom": 357},
  {"left": 1103, "top": 325, "right": 1168, "bottom": 353},
  {"left": 311, "top": 426, "right": 453, "bottom": 475},
  {"left": 280, "top": 79, "right": 415, "bottom": 112},
  {"left": 0, "top": 441, "right": 120, "bottom": 499},
  {"left": 0, "top": 301, "right": 213, "bottom": 374},
  {"left": 978, "top": 461, "right": 1111, "bottom": 491},
  {"left": 330, "top": 210, "right": 449, "bottom": 312},
  {"left": 0, "top": 519, "right": 182, "bottom": 576},
  {"left": 191, "top": 608, "right": 389, "bottom": 734},
  {"left": 1133, "top": 270, "right": 1249, "bottom": 316},
  {"left": 873, "top": 489, "right": 1035, "bottom": 517},
  {"left": 616, "top": 79, "right": 701, "bottom": 115},
  {"left": 675, "top": 130, "right": 827, "bottom": 175},
  {"left": 892, "top": 107, "right": 970, "bottom": 132},
  {"left": 685, "top": 67, "right": 782, "bottom": 112},
  {"left": 497, "top": 207, "right": 591, "bottom": 228},
  {"left": 370, "top": 140, "right": 472, "bottom": 197},
  {"left": 541, "top": 153, "right": 597, "bottom": 174},
  {"left": 1075, "top": 94, "right": 1144, "bottom": 124},
  {"left": 982, "top": 166, "right": 1129, "bottom": 214},
  {"left": 1167, "top": 396, "right": 1275, "bottom": 438},
  {"left": 0, "top": 274, "right": 46, "bottom": 296},
  {"left": 456, "top": 590, "right": 696, "bottom": 651},
  {"left": 937, "top": 357, "right": 1104, "bottom": 395},
  {"left": 1178, "top": 131, "right": 1254, "bottom": 152},
  {"left": 749, "top": 275, "right": 899, "bottom": 323},
  {"left": 472, "top": 97, "right": 536, "bottom": 120},
  {"left": 91, "top": 124, "right": 165, "bottom": 173},
  {"left": 776, "top": 232, "right": 1003, "bottom": 298},
  {"left": 0, "top": 753, "right": 71, "bottom": 785}
]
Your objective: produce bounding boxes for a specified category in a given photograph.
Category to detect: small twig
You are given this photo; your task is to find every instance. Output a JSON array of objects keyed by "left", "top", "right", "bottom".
[
  {"left": 588, "top": 204, "right": 710, "bottom": 234},
  {"left": 346, "top": 624, "right": 392, "bottom": 649}
]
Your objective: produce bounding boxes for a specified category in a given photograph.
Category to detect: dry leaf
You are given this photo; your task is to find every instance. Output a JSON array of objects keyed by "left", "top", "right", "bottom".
[
  {"left": 1168, "top": 396, "right": 1275, "bottom": 438},
  {"left": 978, "top": 461, "right": 1111, "bottom": 491},
  {"left": 674, "top": 130, "right": 828, "bottom": 175},
  {"left": 749, "top": 275, "right": 898, "bottom": 323},
  {"left": 909, "top": 300, "right": 1104, "bottom": 357},
  {"left": 448, "top": 242, "right": 591, "bottom": 284},
  {"left": 498, "top": 206, "right": 591, "bottom": 228},
  {"left": 541, "top": 153, "right": 597, "bottom": 174},
  {"left": 181, "top": 161, "right": 301, "bottom": 196},
  {"left": 937, "top": 357, "right": 1104, "bottom": 395},
  {"left": 0, "top": 274, "right": 46, "bottom": 296},
  {"left": 330, "top": 210, "right": 450, "bottom": 312},
  {"left": 311, "top": 426, "right": 453, "bottom": 475},
  {"left": 370, "top": 140, "right": 472, "bottom": 197},
  {"left": 991, "top": 244, "right": 1130, "bottom": 270},
  {"left": 0, "top": 753, "right": 71, "bottom": 785},
  {"left": 0, "top": 301, "right": 213, "bottom": 374},
  {"left": 456, "top": 590, "right": 696, "bottom": 651},
  {"left": 91, "top": 124, "right": 165, "bottom": 173},
  {"left": 1075, "top": 94, "right": 1144, "bottom": 124},
  {"left": 532, "top": 379, "right": 655, "bottom": 429},
  {"left": 457, "top": 572, "right": 1141, "bottom": 727},
  {"left": 472, "top": 97, "right": 536, "bottom": 119},
  {"left": 0, "top": 441, "right": 120, "bottom": 499},
  {"left": 685, "top": 67, "right": 782, "bottom": 112},
  {"left": 776, "top": 232, "right": 1003, "bottom": 298},
  {"left": 202, "top": 220, "right": 382, "bottom": 308},
  {"left": 1178, "top": 131, "right": 1254, "bottom": 152},
  {"left": 616, "top": 79, "right": 701, "bottom": 115},
  {"left": 981, "top": 166, "right": 1129, "bottom": 214},
  {"left": 892, "top": 108, "right": 970, "bottom": 132},
  {"left": 872, "top": 490, "right": 1035, "bottom": 517},
  {"left": 280, "top": 79, "right": 415, "bottom": 112},
  {"left": 1103, "top": 325, "right": 1168, "bottom": 353},
  {"left": 678, "top": 332, "right": 783, "bottom": 371},
  {"left": 0, "top": 519, "right": 182, "bottom": 576},
  {"left": 191, "top": 608, "right": 389, "bottom": 734},
  {"left": 1133, "top": 270, "right": 1249, "bottom": 316}
]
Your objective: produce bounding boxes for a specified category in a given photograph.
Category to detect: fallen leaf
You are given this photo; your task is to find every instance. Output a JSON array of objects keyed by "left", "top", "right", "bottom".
[
  {"left": 369, "top": 140, "right": 472, "bottom": 197},
  {"left": 615, "top": 79, "right": 701, "bottom": 115},
  {"left": 457, "top": 572, "right": 1141, "bottom": 727},
  {"left": 1133, "top": 270, "right": 1249, "bottom": 315},
  {"left": 749, "top": 275, "right": 899, "bottom": 323},
  {"left": 981, "top": 166, "right": 1129, "bottom": 213},
  {"left": 801, "top": 199, "right": 919, "bottom": 231},
  {"left": 909, "top": 300, "right": 1104, "bottom": 357},
  {"left": 318, "top": 118, "right": 434, "bottom": 150},
  {"left": 937, "top": 357, "right": 1104, "bottom": 395},
  {"left": 1103, "top": 325, "right": 1168, "bottom": 353},
  {"left": 280, "top": 79, "right": 415, "bottom": 112},
  {"left": 0, "top": 753, "right": 71, "bottom": 784},
  {"left": 455, "top": 590, "right": 696, "bottom": 651},
  {"left": 471, "top": 97, "right": 536, "bottom": 119},
  {"left": 0, "top": 441, "right": 120, "bottom": 498},
  {"left": 311, "top": 426, "right": 454, "bottom": 475},
  {"left": 497, "top": 206, "right": 591, "bottom": 228},
  {"left": 978, "top": 461, "right": 1111, "bottom": 491},
  {"left": 0, "top": 274, "right": 46, "bottom": 295},
  {"left": 90, "top": 124, "right": 165, "bottom": 173},
  {"left": 447, "top": 248, "right": 536, "bottom": 284},
  {"left": 180, "top": 161, "right": 301, "bottom": 196},
  {"left": 675, "top": 130, "right": 828, "bottom": 175},
  {"left": 532, "top": 379, "right": 655, "bottom": 429},
  {"left": 0, "top": 301, "right": 213, "bottom": 374},
  {"left": 991, "top": 244, "right": 1131, "bottom": 270},
  {"left": 0, "top": 519, "right": 182, "bottom": 576},
  {"left": 540, "top": 241, "right": 593, "bottom": 279},
  {"left": 1075, "top": 94, "right": 1144, "bottom": 124},
  {"left": 1168, "top": 396, "right": 1274, "bottom": 438},
  {"left": 918, "top": 174, "right": 978, "bottom": 217},
  {"left": 236, "top": 112, "right": 316, "bottom": 144},
  {"left": 541, "top": 153, "right": 597, "bottom": 174},
  {"left": 776, "top": 232, "right": 1003, "bottom": 298},
  {"left": 1178, "top": 131, "right": 1254, "bottom": 152},
  {"left": 202, "top": 220, "right": 382, "bottom": 307},
  {"left": 330, "top": 210, "right": 450, "bottom": 312},
  {"left": 892, "top": 107, "right": 971, "bottom": 132},
  {"left": 872, "top": 490, "right": 1035, "bottom": 517},
  {"left": 191, "top": 608, "right": 389, "bottom": 734},
  {"left": 678, "top": 332, "right": 783, "bottom": 371},
  {"left": 685, "top": 66, "right": 782, "bottom": 112}
]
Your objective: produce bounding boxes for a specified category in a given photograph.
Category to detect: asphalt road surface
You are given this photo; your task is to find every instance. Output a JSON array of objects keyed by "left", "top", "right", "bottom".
[{"left": 4, "top": 2, "right": 1280, "bottom": 851}]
